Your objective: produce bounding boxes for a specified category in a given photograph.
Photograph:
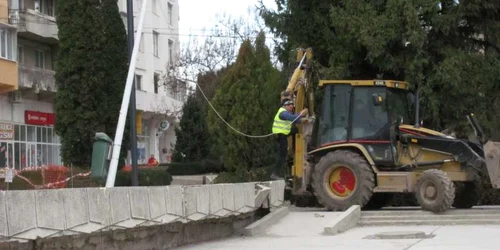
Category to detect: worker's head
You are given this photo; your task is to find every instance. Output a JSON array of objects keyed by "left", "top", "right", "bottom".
[{"left": 282, "top": 99, "right": 294, "bottom": 112}]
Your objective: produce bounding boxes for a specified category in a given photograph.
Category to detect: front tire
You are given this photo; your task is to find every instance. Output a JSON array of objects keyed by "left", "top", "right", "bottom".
[
  {"left": 415, "top": 169, "right": 455, "bottom": 213},
  {"left": 312, "top": 150, "right": 375, "bottom": 211},
  {"left": 453, "top": 171, "right": 482, "bottom": 209}
]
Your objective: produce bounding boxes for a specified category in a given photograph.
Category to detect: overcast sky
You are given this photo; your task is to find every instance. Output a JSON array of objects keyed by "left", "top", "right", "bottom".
[{"left": 177, "top": 0, "right": 277, "bottom": 45}]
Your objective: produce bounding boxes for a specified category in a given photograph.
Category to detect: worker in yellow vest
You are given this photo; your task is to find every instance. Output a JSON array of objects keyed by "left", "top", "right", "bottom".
[{"left": 271, "top": 99, "right": 308, "bottom": 180}]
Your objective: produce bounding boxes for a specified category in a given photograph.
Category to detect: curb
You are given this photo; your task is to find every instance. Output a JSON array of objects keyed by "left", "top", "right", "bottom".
[
  {"left": 243, "top": 206, "right": 289, "bottom": 236},
  {"left": 324, "top": 205, "right": 361, "bottom": 235}
]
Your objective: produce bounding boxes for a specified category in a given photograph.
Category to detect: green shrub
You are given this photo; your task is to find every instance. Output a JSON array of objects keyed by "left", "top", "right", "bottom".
[
  {"left": 116, "top": 166, "right": 172, "bottom": 186},
  {"left": 164, "top": 160, "right": 225, "bottom": 176}
]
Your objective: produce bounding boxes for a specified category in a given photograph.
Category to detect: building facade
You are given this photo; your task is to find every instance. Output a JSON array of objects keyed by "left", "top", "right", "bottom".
[
  {"left": 0, "top": 0, "right": 184, "bottom": 169},
  {"left": 118, "top": 0, "right": 185, "bottom": 164}
]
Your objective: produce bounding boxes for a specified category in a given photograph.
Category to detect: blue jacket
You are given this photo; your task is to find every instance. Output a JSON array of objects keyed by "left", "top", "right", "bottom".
[{"left": 279, "top": 110, "right": 301, "bottom": 124}]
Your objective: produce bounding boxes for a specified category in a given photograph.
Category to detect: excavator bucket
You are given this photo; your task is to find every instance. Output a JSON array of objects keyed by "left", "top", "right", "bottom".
[{"left": 484, "top": 141, "right": 500, "bottom": 189}]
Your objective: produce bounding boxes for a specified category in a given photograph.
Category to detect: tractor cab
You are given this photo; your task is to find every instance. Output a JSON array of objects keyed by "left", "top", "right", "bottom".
[{"left": 314, "top": 80, "right": 414, "bottom": 167}]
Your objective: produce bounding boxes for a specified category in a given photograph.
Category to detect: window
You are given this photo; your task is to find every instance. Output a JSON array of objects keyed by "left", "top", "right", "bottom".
[
  {"left": 350, "top": 87, "right": 389, "bottom": 140},
  {"left": 135, "top": 74, "right": 142, "bottom": 90},
  {"left": 168, "top": 3, "right": 173, "bottom": 25},
  {"left": 0, "top": 27, "right": 15, "bottom": 60},
  {"left": 154, "top": 73, "right": 159, "bottom": 94},
  {"left": 36, "top": 0, "right": 55, "bottom": 16},
  {"left": 168, "top": 39, "right": 173, "bottom": 65},
  {"left": 153, "top": 31, "right": 159, "bottom": 57},
  {"left": 35, "top": 50, "right": 45, "bottom": 68},
  {"left": 18, "top": 46, "right": 24, "bottom": 64},
  {"left": 317, "top": 84, "right": 351, "bottom": 146}
]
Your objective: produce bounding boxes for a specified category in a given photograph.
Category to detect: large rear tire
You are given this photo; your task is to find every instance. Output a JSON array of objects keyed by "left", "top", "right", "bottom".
[
  {"left": 415, "top": 169, "right": 455, "bottom": 213},
  {"left": 312, "top": 150, "right": 375, "bottom": 211}
]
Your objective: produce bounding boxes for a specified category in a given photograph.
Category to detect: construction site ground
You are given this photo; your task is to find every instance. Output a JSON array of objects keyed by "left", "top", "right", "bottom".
[{"left": 174, "top": 205, "right": 500, "bottom": 250}]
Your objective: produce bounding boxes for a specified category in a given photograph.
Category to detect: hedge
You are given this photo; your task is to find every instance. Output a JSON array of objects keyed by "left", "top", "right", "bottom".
[{"left": 163, "top": 160, "right": 225, "bottom": 176}]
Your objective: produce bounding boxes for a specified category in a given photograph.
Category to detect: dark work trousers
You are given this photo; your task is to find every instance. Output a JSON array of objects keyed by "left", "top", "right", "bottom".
[{"left": 274, "top": 126, "right": 298, "bottom": 177}]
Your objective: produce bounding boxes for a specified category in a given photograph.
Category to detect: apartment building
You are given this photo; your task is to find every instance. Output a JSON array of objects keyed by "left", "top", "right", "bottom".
[
  {"left": 0, "top": 0, "right": 185, "bottom": 169},
  {"left": 118, "top": 0, "right": 185, "bottom": 164}
]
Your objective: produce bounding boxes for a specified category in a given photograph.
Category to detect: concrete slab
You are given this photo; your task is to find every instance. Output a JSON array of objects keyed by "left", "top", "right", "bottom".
[
  {"left": 265, "top": 209, "right": 342, "bottom": 237},
  {"left": 166, "top": 186, "right": 184, "bottom": 220},
  {"left": 87, "top": 188, "right": 110, "bottom": 227},
  {"left": 108, "top": 188, "right": 131, "bottom": 225},
  {"left": 221, "top": 184, "right": 235, "bottom": 213},
  {"left": 208, "top": 185, "right": 223, "bottom": 217},
  {"left": 6, "top": 190, "right": 36, "bottom": 236},
  {"left": 61, "top": 188, "right": 89, "bottom": 230},
  {"left": 35, "top": 189, "right": 65, "bottom": 231},
  {"left": 324, "top": 205, "right": 360, "bottom": 235},
  {"left": 129, "top": 187, "right": 150, "bottom": 220},
  {"left": 148, "top": 186, "right": 167, "bottom": 222},
  {"left": 184, "top": 185, "right": 210, "bottom": 221},
  {"left": 243, "top": 206, "right": 289, "bottom": 236}
]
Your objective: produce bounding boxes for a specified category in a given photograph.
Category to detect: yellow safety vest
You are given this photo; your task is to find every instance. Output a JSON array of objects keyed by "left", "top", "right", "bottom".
[{"left": 272, "top": 107, "right": 292, "bottom": 135}]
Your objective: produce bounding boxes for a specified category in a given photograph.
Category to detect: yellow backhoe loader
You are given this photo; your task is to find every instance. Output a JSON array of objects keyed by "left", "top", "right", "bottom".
[{"left": 283, "top": 48, "right": 500, "bottom": 213}]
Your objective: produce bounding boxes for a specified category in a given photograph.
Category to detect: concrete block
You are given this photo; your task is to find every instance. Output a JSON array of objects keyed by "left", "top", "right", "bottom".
[
  {"left": 108, "top": 188, "right": 133, "bottom": 227},
  {"left": 0, "top": 192, "right": 7, "bottom": 237},
  {"left": 129, "top": 187, "right": 150, "bottom": 220},
  {"left": 6, "top": 190, "right": 36, "bottom": 237},
  {"left": 243, "top": 206, "right": 289, "bottom": 236},
  {"left": 221, "top": 184, "right": 235, "bottom": 213},
  {"left": 184, "top": 185, "right": 210, "bottom": 221},
  {"left": 87, "top": 188, "right": 111, "bottom": 227},
  {"left": 233, "top": 184, "right": 245, "bottom": 213},
  {"left": 35, "top": 189, "right": 65, "bottom": 231},
  {"left": 62, "top": 188, "right": 89, "bottom": 230},
  {"left": 254, "top": 184, "right": 271, "bottom": 208},
  {"left": 166, "top": 186, "right": 184, "bottom": 217},
  {"left": 267, "top": 180, "right": 285, "bottom": 207},
  {"left": 324, "top": 205, "right": 361, "bottom": 235},
  {"left": 148, "top": 187, "right": 167, "bottom": 221},
  {"left": 242, "top": 182, "right": 256, "bottom": 212},
  {"left": 208, "top": 185, "right": 223, "bottom": 217}
]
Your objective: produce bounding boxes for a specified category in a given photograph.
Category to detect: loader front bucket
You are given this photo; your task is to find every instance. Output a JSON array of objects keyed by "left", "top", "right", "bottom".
[{"left": 483, "top": 141, "right": 500, "bottom": 188}]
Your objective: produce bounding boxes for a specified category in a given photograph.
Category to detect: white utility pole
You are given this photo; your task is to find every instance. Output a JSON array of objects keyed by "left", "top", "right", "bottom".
[{"left": 106, "top": 0, "right": 148, "bottom": 188}]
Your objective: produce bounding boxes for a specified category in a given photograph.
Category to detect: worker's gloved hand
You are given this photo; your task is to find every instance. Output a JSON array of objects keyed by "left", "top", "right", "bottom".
[
  {"left": 300, "top": 108, "right": 308, "bottom": 117},
  {"left": 309, "top": 116, "right": 316, "bottom": 123}
]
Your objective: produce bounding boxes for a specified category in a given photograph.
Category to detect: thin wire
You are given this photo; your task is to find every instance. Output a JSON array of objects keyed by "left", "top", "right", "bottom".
[{"left": 194, "top": 80, "right": 301, "bottom": 138}]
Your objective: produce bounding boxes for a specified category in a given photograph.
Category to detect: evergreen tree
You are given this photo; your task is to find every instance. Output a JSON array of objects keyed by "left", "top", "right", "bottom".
[
  {"left": 259, "top": 0, "right": 500, "bottom": 139},
  {"left": 99, "top": 0, "right": 130, "bottom": 166},
  {"left": 207, "top": 32, "right": 282, "bottom": 179},
  {"left": 55, "top": 0, "right": 130, "bottom": 167},
  {"left": 172, "top": 95, "right": 210, "bottom": 162}
]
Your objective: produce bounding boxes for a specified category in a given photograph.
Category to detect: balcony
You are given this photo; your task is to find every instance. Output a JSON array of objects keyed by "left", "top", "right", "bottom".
[
  {"left": 9, "top": 9, "right": 58, "bottom": 44},
  {"left": 0, "top": 58, "right": 18, "bottom": 93},
  {"left": 18, "top": 65, "right": 56, "bottom": 93},
  {"left": 135, "top": 90, "right": 183, "bottom": 121}
]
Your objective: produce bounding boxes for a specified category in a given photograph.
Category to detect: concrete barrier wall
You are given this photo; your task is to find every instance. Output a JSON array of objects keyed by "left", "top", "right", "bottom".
[{"left": 0, "top": 180, "right": 285, "bottom": 242}]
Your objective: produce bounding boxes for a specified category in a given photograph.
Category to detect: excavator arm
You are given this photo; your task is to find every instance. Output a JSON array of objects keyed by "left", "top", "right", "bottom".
[{"left": 280, "top": 48, "right": 316, "bottom": 196}]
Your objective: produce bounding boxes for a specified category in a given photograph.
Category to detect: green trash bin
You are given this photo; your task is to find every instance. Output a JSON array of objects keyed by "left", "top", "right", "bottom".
[{"left": 90, "top": 132, "right": 113, "bottom": 180}]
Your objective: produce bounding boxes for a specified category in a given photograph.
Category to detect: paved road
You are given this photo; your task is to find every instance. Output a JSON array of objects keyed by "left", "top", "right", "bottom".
[{"left": 174, "top": 207, "right": 500, "bottom": 250}]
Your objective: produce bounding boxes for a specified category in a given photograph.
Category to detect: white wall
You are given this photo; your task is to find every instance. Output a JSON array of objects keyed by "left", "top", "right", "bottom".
[
  {"left": 0, "top": 93, "right": 53, "bottom": 123},
  {"left": 117, "top": 0, "right": 180, "bottom": 99}
]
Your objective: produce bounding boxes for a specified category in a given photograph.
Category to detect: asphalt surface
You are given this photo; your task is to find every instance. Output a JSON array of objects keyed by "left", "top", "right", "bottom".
[{"left": 174, "top": 206, "right": 500, "bottom": 250}]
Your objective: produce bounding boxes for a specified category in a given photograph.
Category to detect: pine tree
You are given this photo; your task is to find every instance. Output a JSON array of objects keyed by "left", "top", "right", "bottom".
[
  {"left": 207, "top": 32, "right": 282, "bottom": 179},
  {"left": 172, "top": 95, "right": 210, "bottom": 162}
]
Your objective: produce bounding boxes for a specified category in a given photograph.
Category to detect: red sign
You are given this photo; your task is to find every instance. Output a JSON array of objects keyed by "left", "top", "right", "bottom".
[{"left": 25, "top": 111, "right": 55, "bottom": 126}]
